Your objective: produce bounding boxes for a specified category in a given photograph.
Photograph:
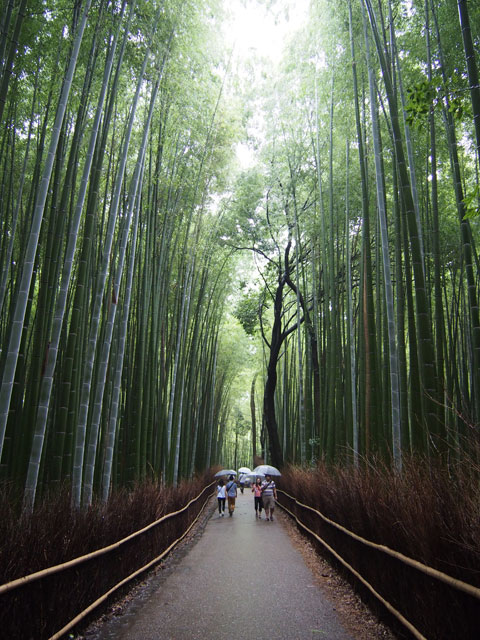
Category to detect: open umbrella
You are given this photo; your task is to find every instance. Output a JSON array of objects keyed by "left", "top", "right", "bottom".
[
  {"left": 248, "top": 467, "right": 264, "bottom": 479},
  {"left": 214, "top": 469, "right": 237, "bottom": 477},
  {"left": 252, "top": 464, "right": 281, "bottom": 477},
  {"left": 238, "top": 467, "right": 251, "bottom": 474}
]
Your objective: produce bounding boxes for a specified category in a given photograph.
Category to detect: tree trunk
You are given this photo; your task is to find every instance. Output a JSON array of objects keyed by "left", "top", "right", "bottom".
[{"left": 250, "top": 374, "right": 258, "bottom": 462}]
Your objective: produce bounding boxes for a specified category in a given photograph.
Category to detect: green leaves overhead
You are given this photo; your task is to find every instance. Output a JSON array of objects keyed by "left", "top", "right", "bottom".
[
  {"left": 234, "top": 289, "right": 261, "bottom": 336},
  {"left": 405, "top": 75, "right": 467, "bottom": 128},
  {"left": 463, "top": 185, "right": 480, "bottom": 220},
  {"left": 1, "top": 0, "right": 480, "bottom": 499}
]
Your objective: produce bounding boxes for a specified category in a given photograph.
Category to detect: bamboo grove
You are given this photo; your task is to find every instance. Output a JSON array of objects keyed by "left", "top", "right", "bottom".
[
  {"left": 227, "top": 0, "right": 480, "bottom": 470},
  {"left": 0, "top": 0, "right": 242, "bottom": 509},
  {"left": 1, "top": 0, "right": 480, "bottom": 509}
]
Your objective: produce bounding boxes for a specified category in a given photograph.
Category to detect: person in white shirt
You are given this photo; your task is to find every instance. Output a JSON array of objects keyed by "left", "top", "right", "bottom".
[{"left": 216, "top": 479, "right": 226, "bottom": 516}]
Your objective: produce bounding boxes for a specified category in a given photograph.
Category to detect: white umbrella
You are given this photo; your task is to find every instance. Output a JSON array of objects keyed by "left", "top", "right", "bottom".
[
  {"left": 238, "top": 466, "right": 251, "bottom": 474},
  {"left": 252, "top": 464, "right": 281, "bottom": 477},
  {"left": 214, "top": 469, "right": 237, "bottom": 477}
]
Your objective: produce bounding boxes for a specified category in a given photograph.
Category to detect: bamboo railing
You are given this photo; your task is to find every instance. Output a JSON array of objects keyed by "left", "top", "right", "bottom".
[{"left": 0, "top": 481, "right": 216, "bottom": 639}]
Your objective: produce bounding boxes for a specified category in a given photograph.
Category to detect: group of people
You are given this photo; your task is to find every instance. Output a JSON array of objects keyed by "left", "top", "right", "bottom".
[
  {"left": 216, "top": 473, "right": 277, "bottom": 521},
  {"left": 215, "top": 475, "right": 237, "bottom": 517}
]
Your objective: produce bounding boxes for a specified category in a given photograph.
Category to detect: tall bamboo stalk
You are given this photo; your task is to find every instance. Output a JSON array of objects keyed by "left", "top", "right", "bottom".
[
  {"left": 23, "top": 9, "right": 125, "bottom": 511},
  {"left": 71, "top": 17, "right": 157, "bottom": 507},
  {"left": 457, "top": 0, "right": 480, "bottom": 157},
  {"left": 345, "top": 139, "right": 358, "bottom": 465},
  {"left": 0, "top": 0, "right": 92, "bottom": 460},
  {"left": 364, "top": 0, "right": 439, "bottom": 449},
  {"left": 363, "top": 3, "right": 401, "bottom": 467}
]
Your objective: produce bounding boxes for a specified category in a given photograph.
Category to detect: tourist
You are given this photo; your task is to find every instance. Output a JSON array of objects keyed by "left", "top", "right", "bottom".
[
  {"left": 261, "top": 474, "right": 277, "bottom": 521},
  {"left": 226, "top": 474, "right": 237, "bottom": 516},
  {"left": 216, "top": 479, "right": 226, "bottom": 516},
  {"left": 252, "top": 477, "right": 264, "bottom": 518}
]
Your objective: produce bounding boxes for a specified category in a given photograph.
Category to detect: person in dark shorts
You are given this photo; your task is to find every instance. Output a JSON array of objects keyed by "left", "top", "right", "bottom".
[
  {"left": 216, "top": 479, "right": 226, "bottom": 516},
  {"left": 252, "top": 477, "right": 264, "bottom": 518}
]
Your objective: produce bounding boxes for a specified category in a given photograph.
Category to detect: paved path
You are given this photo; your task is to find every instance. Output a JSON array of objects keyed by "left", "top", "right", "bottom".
[{"left": 90, "top": 491, "right": 355, "bottom": 640}]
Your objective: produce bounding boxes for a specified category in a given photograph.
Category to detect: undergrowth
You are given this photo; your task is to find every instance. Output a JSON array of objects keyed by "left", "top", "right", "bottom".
[
  {"left": 0, "top": 472, "right": 215, "bottom": 639},
  {"left": 2, "top": 459, "right": 480, "bottom": 639},
  {"left": 279, "top": 456, "right": 480, "bottom": 639}
]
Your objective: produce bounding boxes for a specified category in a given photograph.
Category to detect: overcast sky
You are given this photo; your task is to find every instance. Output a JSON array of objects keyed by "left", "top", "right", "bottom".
[
  {"left": 223, "top": 0, "right": 310, "bottom": 64},
  {"left": 222, "top": 0, "right": 310, "bottom": 168}
]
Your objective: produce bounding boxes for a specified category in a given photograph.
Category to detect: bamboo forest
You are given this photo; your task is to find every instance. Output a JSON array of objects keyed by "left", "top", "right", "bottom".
[{"left": 0, "top": 0, "right": 479, "bottom": 512}]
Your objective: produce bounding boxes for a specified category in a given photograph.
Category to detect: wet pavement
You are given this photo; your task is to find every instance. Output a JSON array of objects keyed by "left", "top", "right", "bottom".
[{"left": 89, "top": 491, "right": 355, "bottom": 640}]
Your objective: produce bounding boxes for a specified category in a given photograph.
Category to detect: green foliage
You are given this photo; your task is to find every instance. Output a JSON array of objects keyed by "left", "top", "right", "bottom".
[
  {"left": 2, "top": 0, "right": 480, "bottom": 498},
  {"left": 234, "top": 290, "right": 260, "bottom": 336},
  {"left": 405, "top": 74, "right": 467, "bottom": 128},
  {"left": 463, "top": 184, "right": 480, "bottom": 220},
  {"left": 405, "top": 78, "right": 437, "bottom": 126},
  {"left": 0, "top": 0, "right": 243, "bottom": 500},
  {"left": 232, "top": 405, "right": 250, "bottom": 435}
]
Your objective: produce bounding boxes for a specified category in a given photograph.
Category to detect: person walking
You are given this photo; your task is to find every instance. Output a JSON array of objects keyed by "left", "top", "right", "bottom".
[
  {"left": 252, "top": 477, "right": 264, "bottom": 518},
  {"left": 261, "top": 474, "right": 277, "bottom": 521},
  {"left": 226, "top": 475, "right": 237, "bottom": 516},
  {"left": 216, "top": 479, "right": 226, "bottom": 516}
]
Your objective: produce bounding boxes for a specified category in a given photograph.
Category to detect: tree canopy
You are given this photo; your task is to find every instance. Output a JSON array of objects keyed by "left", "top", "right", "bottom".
[{"left": 0, "top": 0, "right": 479, "bottom": 507}]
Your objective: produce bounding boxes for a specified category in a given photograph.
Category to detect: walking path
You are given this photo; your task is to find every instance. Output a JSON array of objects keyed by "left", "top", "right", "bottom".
[{"left": 89, "top": 491, "right": 356, "bottom": 640}]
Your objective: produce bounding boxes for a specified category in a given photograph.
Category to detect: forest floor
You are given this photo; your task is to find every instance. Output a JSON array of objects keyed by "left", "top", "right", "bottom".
[{"left": 80, "top": 493, "right": 397, "bottom": 640}]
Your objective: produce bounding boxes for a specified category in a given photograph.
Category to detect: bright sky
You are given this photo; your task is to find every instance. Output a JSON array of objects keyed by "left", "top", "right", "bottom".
[
  {"left": 223, "top": 0, "right": 310, "bottom": 64},
  {"left": 222, "top": 0, "right": 310, "bottom": 168}
]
